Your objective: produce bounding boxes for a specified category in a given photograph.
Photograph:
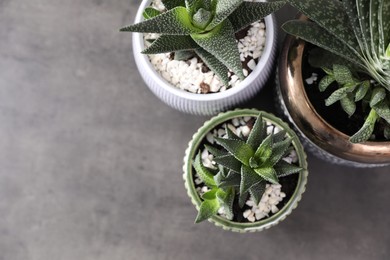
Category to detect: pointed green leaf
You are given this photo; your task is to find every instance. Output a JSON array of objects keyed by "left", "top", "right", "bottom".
[
  {"left": 192, "top": 8, "right": 213, "bottom": 29},
  {"left": 254, "top": 134, "right": 273, "bottom": 163},
  {"left": 270, "top": 138, "right": 292, "bottom": 165},
  {"left": 214, "top": 170, "right": 241, "bottom": 188},
  {"left": 238, "top": 190, "right": 249, "bottom": 208},
  {"left": 273, "top": 130, "right": 287, "bottom": 143},
  {"left": 120, "top": 7, "right": 201, "bottom": 35},
  {"left": 143, "top": 7, "right": 161, "bottom": 19},
  {"left": 192, "top": 20, "right": 245, "bottom": 80},
  {"left": 162, "top": 0, "right": 185, "bottom": 10},
  {"left": 308, "top": 47, "right": 358, "bottom": 70},
  {"left": 205, "top": 144, "right": 228, "bottom": 157},
  {"left": 386, "top": 43, "right": 390, "bottom": 59},
  {"left": 333, "top": 64, "right": 355, "bottom": 85},
  {"left": 340, "top": 94, "right": 356, "bottom": 117},
  {"left": 142, "top": 35, "right": 199, "bottom": 54},
  {"left": 319, "top": 74, "right": 335, "bottom": 92},
  {"left": 174, "top": 50, "right": 195, "bottom": 60},
  {"left": 287, "top": 0, "right": 359, "bottom": 51},
  {"left": 369, "top": 87, "right": 386, "bottom": 107},
  {"left": 274, "top": 160, "right": 303, "bottom": 177},
  {"left": 342, "top": 0, "right": 366, "bottom": 51},
  {"left": 249, "top": 181, "right": 266, "bottom": 205},
  {"left": 368, "top": 0, "right": 380, "bottom": 59},
  {"left": 373, "top": 100, "right": 390, "bottom": 124},
  {"left": 202, "top": 188, "right": 218, "bottom": 200},
  {"left": 249, "top": 157, "right": 259, "bottom": 168},
  {"left": 254, "top": 166, "right": 279, "bottom": 184},
  {"left": 218, "top": 164, "right": 229, "bottom": 177},
  {"left": 193, "top": 152, "right": 216, "bottom": 187},
  {"left": 215, "top": 137, "right": 254, "bottom": 166},
  {"left": 216, "top": 187, "right": 235, "bottom": 220},
  {"left": 282, "top": 20, "right": 363, "bottom": 67},
  {"left": 185, "top": 0, "right": 203, "bottom": 14},
  {"left": 205, "top": 0, "right": 243, "bottom": 30},
  {"left": 247, "top": 114, "right": 266, "bottom": 151},
  {"left": 381, "top": 0, "right": 390, "bottom": 50},
  {"left": 325, "top": 87, "right": 350, "bottom": 106},
  {"left": 350, "top": 109, "right": 378, "bottom": 143},
  {"left": 240, "top": 165, "right": 263, "bottom": 196},
  {"left": 195, "top": 197, "right": 220, "bottom": 223},
  {"left": 195, "top": 48, "right": 230, "bottom": 87},
  {"left": 212, "top": 154, "right": 242, "bottom": 173},
  {"left": 355, "top": 80, "right": 371, "bottom": 101},
  {"left": 228, "top": 1, "right": 286, "bottom": 32},
  {"left": 356, "top": 0, "right": 371, "bottom": 56}
]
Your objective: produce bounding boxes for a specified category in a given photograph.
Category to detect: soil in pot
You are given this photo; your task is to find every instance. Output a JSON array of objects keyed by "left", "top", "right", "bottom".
[{"left": 302, "top": 44, "right": 388, "bottom": 140}]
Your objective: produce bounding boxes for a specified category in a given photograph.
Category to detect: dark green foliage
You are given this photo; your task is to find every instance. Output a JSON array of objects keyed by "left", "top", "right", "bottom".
[
  {"left": 192, "top": 113, "right": 303, "bottom": 223},
  {"left": 121, "top": 0, "right": 285, "bottom": 86},
  {"left": 283, "top": 0, "right": 390, "bottom": 142}
]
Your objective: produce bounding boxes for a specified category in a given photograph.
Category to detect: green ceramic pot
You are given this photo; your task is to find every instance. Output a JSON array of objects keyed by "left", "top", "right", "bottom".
[{"left": 183, "top": 109, "right": 308, "bottom": 232}]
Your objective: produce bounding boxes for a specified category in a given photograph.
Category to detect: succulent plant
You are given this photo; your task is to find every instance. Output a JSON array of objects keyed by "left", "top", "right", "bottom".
[
  {"left": 120, "top": 0, "right": 285, "bottom": 86},
  {"left": 192, "top": 113, "right": 303, "bottom": 223},
  {"left": 282, "top": 0, "right": 390, "bottom": 143}
]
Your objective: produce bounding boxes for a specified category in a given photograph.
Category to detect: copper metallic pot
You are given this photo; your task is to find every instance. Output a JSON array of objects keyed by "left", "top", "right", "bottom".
[{"left": 276, "top": 34, "right": 390, "bottom": 167}]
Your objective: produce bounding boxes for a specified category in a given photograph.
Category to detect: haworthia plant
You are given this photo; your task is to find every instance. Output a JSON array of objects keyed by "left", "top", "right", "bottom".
[
  {"left": 192, "top": 113, "right": 303, "bottom": 223},
  {"left": 121, "top": 0, "right": 285, "bottom": 87},
  {"left": 282, "top": 0, "right": 390, "bottom": 143}
]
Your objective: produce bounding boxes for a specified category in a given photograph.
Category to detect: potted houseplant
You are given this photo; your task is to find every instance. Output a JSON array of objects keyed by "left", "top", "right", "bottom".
[
  {"left": 183, "top": 109, "right": 308, "bottom": 232},
  {"left": 120, "top": 0, "right": 284, "bottom": 115},
  {"left": 276, "top": 0, "right": 390, "bottom": 167}
]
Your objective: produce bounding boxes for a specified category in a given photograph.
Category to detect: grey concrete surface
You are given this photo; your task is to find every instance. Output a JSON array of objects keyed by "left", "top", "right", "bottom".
[{"left": 0, "top": 1, "right": 389, "bottom": 259}]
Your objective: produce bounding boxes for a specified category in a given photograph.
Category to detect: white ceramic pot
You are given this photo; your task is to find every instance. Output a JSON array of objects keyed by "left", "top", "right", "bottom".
[{"left": 132, "top": 0, "right": 278, "bottom": 116}]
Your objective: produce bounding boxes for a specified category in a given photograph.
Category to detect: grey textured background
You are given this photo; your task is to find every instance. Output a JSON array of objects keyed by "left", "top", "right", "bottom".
[{"left": 0, "top": 1, "right": 389, "bottom": 259}]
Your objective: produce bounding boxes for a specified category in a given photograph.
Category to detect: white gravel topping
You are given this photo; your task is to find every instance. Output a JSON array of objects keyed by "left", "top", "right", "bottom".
[
  {"left": 243, "top": 184, "right": 286, "bottom": 222},
  {"left": 145, "top": 0, "right": 266, "bottom": 94}
]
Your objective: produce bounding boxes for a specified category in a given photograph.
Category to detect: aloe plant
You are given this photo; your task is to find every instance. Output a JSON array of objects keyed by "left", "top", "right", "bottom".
[
  {"left": 282, "top": 0, "right": 390, "bottom": 143},
  {"left": 192, "top": 113, "right": 303, "bottom": 223},
  {"left": 120, "top": 0, "right": 285, "bottom": 86}
]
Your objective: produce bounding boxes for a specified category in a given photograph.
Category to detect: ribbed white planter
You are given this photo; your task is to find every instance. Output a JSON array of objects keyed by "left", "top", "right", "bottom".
[{"left": 132, "top": 0, "right": 278, "bottom": 116}]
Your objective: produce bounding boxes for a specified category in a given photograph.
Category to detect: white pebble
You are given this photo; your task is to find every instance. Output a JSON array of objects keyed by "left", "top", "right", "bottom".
[
  {"left": 232, "top": 118, "right": 240, "bottom": 127},
  {"left": 206, "top": 133, "right": 214, "bottom": 144},
  {"left": 255, "top": 212, "right": 266, "bottom": 220},
  {"left": 243, "top": 209, "right": 252, "bottom": 218},
  {"left": 194, "top": 178, "right": 202, "bottom": 185},
  {"left": 247, "top": 59, "right": 257, "bottom": 70},
  {"left": 271, "top": 205, "right": 279, "bottom": 214},
  {"left": 241, "top": 126, "right": 251, "bottom": 137},
  {"left": 218, "top": 129, "right": 225, "bottom": 137},
  {"left": 247, "top": 215, "right": 256, "bottom": 223}
]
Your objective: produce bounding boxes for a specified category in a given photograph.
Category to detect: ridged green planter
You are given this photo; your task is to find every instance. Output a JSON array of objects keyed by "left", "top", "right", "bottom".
[{"left": 183, "top": 109, "right": 308, "bottom": 232}]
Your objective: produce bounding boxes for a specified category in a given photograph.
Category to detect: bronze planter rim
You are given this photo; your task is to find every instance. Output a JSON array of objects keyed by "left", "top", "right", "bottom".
[{"left": 278, "top": 34, "right": 390, "bottom": 165}]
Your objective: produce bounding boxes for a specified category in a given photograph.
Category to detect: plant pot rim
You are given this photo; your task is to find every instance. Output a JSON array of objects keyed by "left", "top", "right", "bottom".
[
  {"left": 132, "top": 0, "right": 277, "bottom": 102},
  {"left": 183, "top": 109, "right": 308, "bottom": 232},
  {"left": 278, "top": 30, "right": 390, "bottom": 165}
]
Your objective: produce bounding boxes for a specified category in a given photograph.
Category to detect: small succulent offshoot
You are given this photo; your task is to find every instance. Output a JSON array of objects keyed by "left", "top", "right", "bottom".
[
  {"left": 282, "top": 0, "right": 390, "bottom": 143},
  {"left": 192, "top": 113, "right": 303, "bottom": 223},
  {"left": 120, "top": 0, "right": 285, "bottom": 87}
]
